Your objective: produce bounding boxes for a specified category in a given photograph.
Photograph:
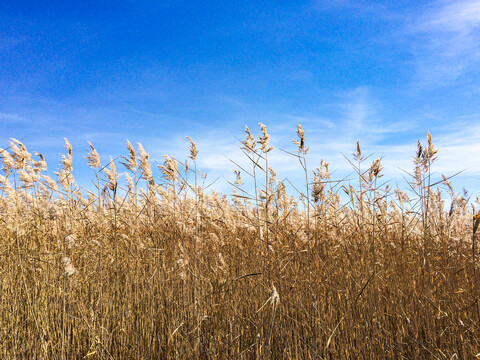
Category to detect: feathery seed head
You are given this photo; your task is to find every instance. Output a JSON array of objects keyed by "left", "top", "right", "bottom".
[
  {"left": 86, "top": 142, "right": 101, "bottom": 169},
  {"left": 33, "top": 152, "right": 47, "bottom": 173},
  {"left": 0, "top": 148, "right": 14, "bottom": 172},
  {"left": 425, "top": 131, "right": 438, "bottom": 163},
  {"left": 9, "top": 139, "right": 31, "bottom": 170},
  {"left": 270, "top": 285, "right": 280, "bottom": 307},
  {"left": 121, "top": 140, "right": 137, "bottom": 171},
  {"left": 242, "top": 125, "right": 257, "bottom": 152},
  {"left": 293, "top": 124, "right": 307, "bottom": 153},
  {"left": 312, "top": 160, "right": 330, "bottom": 203},
  {"left": 233, "top": 170, "right": 242, "bottom": 185},
  {"left": 103, "top": 157, "right": 119, "bottom": 191},
  {"left": 61, "top": 138, "right": 73, "bottom": 173},
  {"left": 416, "top": 140, "right": 423, "bottom": 160},
  {"left": 368, "top": 158, "right": 383, "bottom": 181},
  {"left": 442, "top": 174, "right": 454, "bottom": 193},
  {"left": 186, "top": 137, "right": 198, "bottom": 160},
  {"left": 65, "top": 234, "right": 76, "bottom": 250},
  {"left": 61, "top": 256, "right": 76, "bottom": 277},
  {"left": 258, "top": 123, "right": 273, "bottom": 153},
  {"left": 125, "top": 172, "right": 135, "bottom": 193},
  {"left": 137, "top": 143, "right": 154, "bottom": 185},
  {"left": 354, "top": 140, "right": 362, "bottom": 160},
  {"left": 159, "top": 155, "right": 179, "bottom": 182}
]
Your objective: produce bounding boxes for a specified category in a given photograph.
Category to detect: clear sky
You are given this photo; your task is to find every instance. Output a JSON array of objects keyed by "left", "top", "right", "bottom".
[{"left": 1, "top": 0, "right": 479, "bottom": 196}]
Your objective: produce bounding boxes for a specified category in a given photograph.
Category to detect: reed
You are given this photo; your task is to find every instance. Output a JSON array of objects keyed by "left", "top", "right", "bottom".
[{"left": 0, "top": 128, "right": 479, "bottom": 359}]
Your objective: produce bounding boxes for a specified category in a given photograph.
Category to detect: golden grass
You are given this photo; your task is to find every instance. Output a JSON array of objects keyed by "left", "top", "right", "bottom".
[{"left": 0, "top": 126, "right": 479, "bottom": 359}]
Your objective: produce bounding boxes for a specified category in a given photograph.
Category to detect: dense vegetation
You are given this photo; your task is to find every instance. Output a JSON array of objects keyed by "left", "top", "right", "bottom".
[{"left": 1, "top": 125, "right": 479, "bottom": 359}]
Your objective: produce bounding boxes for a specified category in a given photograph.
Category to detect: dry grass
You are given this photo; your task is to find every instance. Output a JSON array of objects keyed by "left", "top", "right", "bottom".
[{"left": 0, "top": 126, "right": 479, "bottom": 359}]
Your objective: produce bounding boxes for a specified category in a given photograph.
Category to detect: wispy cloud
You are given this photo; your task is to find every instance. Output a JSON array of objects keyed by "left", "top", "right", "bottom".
[
  {"left": 0, "top": 112, "right": 29, "bottom": 123},
  {"left": 1, "top": 89, "right": 476, "bottom": 196},
  {"left": 137, "top": 89, "right": 414, "bottom": 194},
  {"left": 152, "top": 90, "right": 479, "bottom": 195},
  {"left": 407, "top": 0, "right": 480, "bottom": 86},
  {"left": 339, "top": 87, "right": 379, "bottom": 137},
  {"left": 432, "top": 119, "right": 480, "bottom": 175}
]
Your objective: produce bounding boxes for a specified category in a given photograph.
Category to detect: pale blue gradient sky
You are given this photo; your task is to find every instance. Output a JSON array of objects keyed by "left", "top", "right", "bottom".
[{"left": 1, "top": 0, "right": 479, "bottom": 196}]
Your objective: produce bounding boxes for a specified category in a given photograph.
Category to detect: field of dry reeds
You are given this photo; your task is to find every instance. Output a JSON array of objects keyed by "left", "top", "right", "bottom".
[{"left": 1, "top": 124, "right": 479, "bottom": 359}]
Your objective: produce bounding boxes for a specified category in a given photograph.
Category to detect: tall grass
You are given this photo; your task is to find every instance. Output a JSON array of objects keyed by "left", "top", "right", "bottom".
[{"left": 0, "top": 125, "right": 479, "bottom": 359}]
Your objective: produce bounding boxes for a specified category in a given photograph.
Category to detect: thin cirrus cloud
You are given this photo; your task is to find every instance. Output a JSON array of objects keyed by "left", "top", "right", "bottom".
[
  {"left": 0, "top": 112, "right": 29, "bottom": 123},
  {"left": 406, "top": 0, "right": 480, "bottom": 86},
  {"left": 313, "top": 0, "right": 480, "bottom": 87},
  {"left": 145, "top": 89, "right": 408, "bottom": 190}
]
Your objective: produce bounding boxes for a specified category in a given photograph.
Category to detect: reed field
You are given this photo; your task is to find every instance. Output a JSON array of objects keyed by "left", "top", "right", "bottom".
[{"left": 1, "top": 124, "right": 480, "bottom": 359}]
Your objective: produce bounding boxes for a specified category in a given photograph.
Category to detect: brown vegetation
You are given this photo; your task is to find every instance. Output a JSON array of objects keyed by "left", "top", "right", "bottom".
[{"left": 0, "top": 126, "right": 479, "bottom": 359}]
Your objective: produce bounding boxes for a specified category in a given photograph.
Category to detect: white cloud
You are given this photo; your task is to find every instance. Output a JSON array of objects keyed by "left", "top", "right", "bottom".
[
  {"left": 424, "top": 0, "right": 480, "bottom": 32},
  {"left": 152, "top": 92, "right": 480, "bottom": 196},
  {"left": 0, "top": 112, "right": 29, "bottom": 123},
  {"left": 431, "top": 121, "right": 480, "bottom": 175},
  {"left": 136, "top": 89, "right": 415, "bottom": 195},
  {"left": 408, "top": 0, "right": 480, "bottom": 86},
  {"left": 5, "top": 88, "right": 475, "bottom": 197}
]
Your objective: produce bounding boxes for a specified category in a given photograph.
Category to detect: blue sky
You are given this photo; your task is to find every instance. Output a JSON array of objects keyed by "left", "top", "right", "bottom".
[{"left": 1, "top": 0, "right": 480, "bottom": 196}]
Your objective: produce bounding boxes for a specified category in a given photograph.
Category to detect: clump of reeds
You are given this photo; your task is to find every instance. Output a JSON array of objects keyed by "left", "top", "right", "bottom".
[{"left": 0, "top": 127, "right": 479, "bottom": 359}]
